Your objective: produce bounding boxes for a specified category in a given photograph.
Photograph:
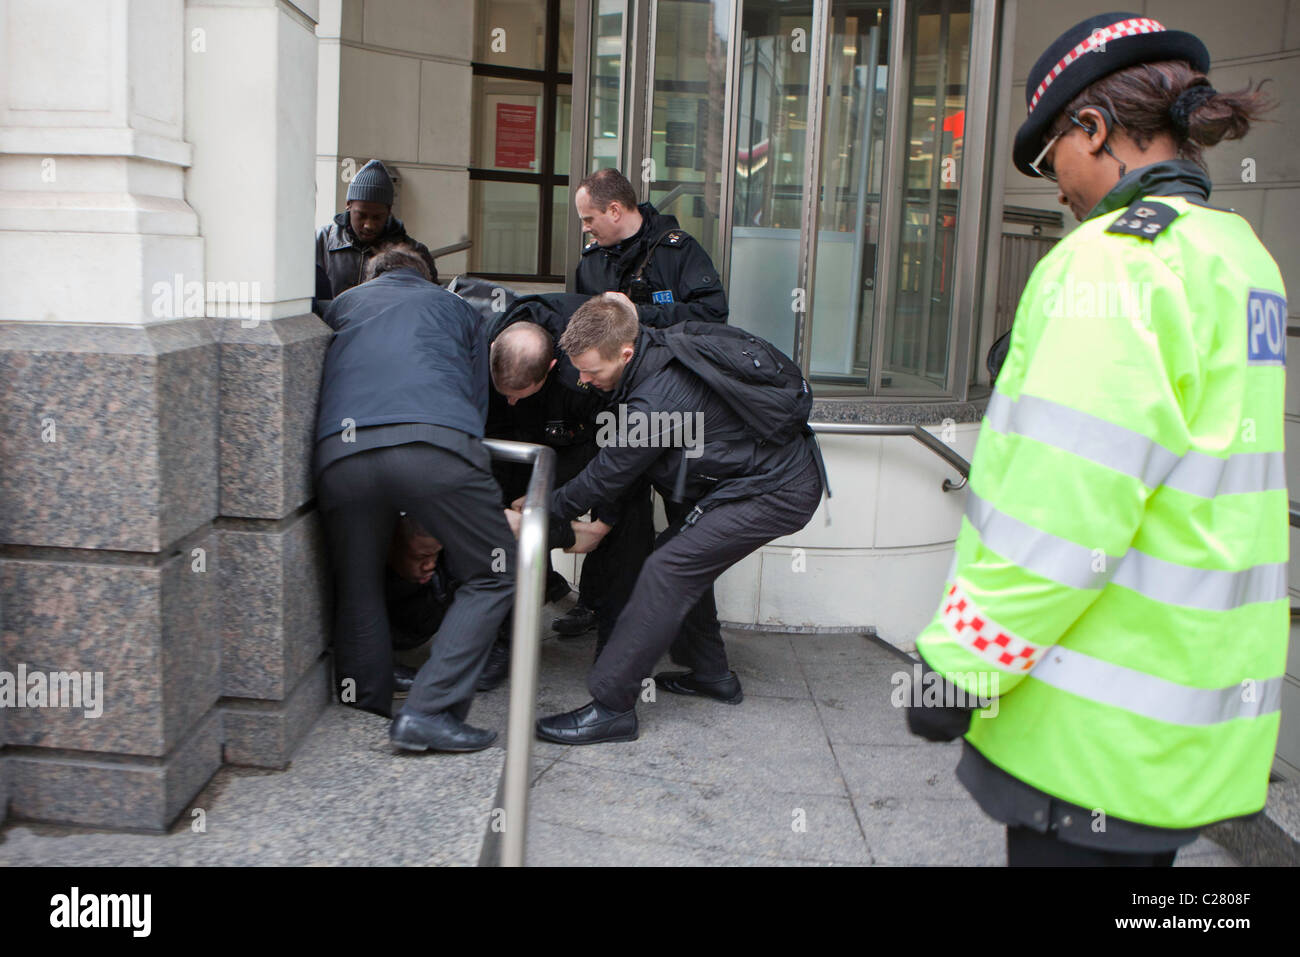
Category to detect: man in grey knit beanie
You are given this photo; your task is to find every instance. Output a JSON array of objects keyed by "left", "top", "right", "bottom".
[{"left": 314, "top": 159, "right": 437, "bottom": 314}]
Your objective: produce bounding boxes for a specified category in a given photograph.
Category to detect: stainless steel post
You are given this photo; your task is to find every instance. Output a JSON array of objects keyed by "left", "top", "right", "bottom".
[{"left": 481, "top": 438, "right": 555, "bottom": 868}]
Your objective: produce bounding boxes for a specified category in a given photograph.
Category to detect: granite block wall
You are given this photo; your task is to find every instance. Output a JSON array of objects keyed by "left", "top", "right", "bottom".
[
  {"left": 0, "top": 319, "right": 224, "bottom": 829},
  {"left": 0, "top": 312, "right": 333, "bottom": 829},
  {"left": 214, "top": 314, "right": 334, "bottom": 770}
]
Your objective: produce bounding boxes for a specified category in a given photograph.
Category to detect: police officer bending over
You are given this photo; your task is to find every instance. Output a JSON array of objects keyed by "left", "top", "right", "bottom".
[
  {"left": 477, "top": 291, "right": 634, "bottom": 690},
  {"left": 530, "top": 293, "right": 825, "bottom": 746}
]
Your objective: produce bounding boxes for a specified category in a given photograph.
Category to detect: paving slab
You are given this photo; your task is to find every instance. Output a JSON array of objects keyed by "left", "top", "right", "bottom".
[
  {"left": 527, "top": 760, "right": 871, "bottom": 865},
  {"left": 0, "top": 705, "right": 501, "bottom": 867}
]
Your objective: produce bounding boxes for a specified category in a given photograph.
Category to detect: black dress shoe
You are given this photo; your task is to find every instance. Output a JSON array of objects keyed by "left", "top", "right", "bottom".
[
  {"left": 546, "top": 570, "right": 573, "bottom": 605},
  {"left": 535, "top": 700, "right": 638, "bottom": 745},
  {"left": 552, "top": 603, "right": 596, "bottom": 636},
  {"left": 476, "top": 639, "right": 511, "bottom": 692},
  {"left": 390, "top": 710, "right": 497, "bottom": 752},
  {"left": 654, "top": 670, "right": 744, "bottom": 705},
  {"left": 393, "top": 664, "right": 416, "bottom": 698}
]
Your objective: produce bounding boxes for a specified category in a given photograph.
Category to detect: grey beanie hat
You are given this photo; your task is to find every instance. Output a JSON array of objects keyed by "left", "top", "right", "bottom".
[{"left": 347, "top": 159, "right": 394, "bottom": 206}]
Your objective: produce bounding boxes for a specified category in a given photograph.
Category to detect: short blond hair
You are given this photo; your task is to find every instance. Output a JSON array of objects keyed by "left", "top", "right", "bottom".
[{"left": 559, "top": 293, "right": 639, "bottom": 360}]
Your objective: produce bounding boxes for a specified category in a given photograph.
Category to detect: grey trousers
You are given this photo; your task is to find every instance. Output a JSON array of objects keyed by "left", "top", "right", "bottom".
[
  {"left": 317, "top": 442, "right": 515, "bottom": 719},
  {"left": 588, "top": 457, "right": 824, "bottom": 712}
]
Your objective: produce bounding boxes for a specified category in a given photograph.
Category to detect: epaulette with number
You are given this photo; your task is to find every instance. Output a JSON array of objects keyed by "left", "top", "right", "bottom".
[
  {"left": 1105, "top": 200, "right": 1179, "bottom": 240},
  {"left": 663, "top": 230, "right": 687, "bottom": 247}
]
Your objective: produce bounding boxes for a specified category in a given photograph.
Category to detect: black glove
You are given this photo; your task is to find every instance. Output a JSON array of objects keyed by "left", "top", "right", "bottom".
[
  {"left": 904, "top": 655, "right": 976, "bottom": 742},
  {"left": 906, "top": 701, "right": 974, "bottom": 742}
]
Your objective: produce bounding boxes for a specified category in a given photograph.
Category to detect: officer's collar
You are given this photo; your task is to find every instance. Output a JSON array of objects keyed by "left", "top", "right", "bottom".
[
  {"left": 610, "top": 328, "right": 651, "bottom": 402},
  {"left": 608, "top": 212, "right": 650, "bottom": 255},
  {"left": 1086, "top": 159, "right": 1211, "bottom": 220}
]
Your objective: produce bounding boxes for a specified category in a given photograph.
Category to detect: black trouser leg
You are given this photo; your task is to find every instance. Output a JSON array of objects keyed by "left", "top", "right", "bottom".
[
  {"left": 658, "top": 498, "right": 732, "bottom": 678},
  {"left": 319, "top": 460, "right": 401, "bottom": 717},
  {"left": 589, "top": 484, "right": 655, "bottom": 657},
  {"left": 1006, "top": 826, "right": 1178, "bottom": 866},
  {"left": 587, "top": 460, "right": 822, "bottom": 712},
  {"left": 394, "top": 447, "right": 516, "bottom": 718}
]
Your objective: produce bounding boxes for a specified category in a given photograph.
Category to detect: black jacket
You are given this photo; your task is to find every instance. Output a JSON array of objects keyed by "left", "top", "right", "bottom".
[
  {"left": 549, "top": 325, "right": 817, "bottom": 524},
  {"left": 315, "top": 212, "right": 437, "bottom": 312},
  {"left": 575, "top": 203, "right": 727, "bottom": 327},
  {"left": 315, "top": 268, "right": 488, "bottom": 455},
  {"left": 483, "top": 293, "right": 608, "bottom": 448}
]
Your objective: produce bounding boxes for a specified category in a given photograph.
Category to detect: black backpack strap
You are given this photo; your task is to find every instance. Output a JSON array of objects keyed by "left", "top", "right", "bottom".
[{"left": 627, "top": 228, "right": 678, "bottom": 288}]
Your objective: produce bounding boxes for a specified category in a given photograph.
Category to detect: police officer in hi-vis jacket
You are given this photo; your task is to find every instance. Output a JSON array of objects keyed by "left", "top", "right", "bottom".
[{"left": 906, "top": 12, "right": 1286, "bottom": 867}]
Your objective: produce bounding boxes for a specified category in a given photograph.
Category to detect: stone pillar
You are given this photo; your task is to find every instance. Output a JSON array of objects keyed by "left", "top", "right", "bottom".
[
  {"left": 0, "top": 0, "right": 218, "bottom": 829},
  {"left": 184, "top": 0, "right": 332, "bottom": 769},
  {"left": 0, "top": 0, "right": 330, "bottom": 830}
]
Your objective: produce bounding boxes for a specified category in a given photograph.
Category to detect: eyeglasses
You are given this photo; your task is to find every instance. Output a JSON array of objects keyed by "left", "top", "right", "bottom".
[
  {"left": 1028, "top": 130, "right": 1064, "bottom": 181},
  {"left": 1029, "top": 112, "right": 1108, "bottom": 182}
]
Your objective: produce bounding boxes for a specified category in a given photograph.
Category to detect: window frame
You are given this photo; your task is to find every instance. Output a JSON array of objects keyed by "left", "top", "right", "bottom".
[{"left": 470, "top": 0, "right": 573, "bottom": 282}]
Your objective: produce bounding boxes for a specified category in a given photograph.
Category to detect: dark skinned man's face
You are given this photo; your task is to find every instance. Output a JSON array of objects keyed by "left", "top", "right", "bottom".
[{"left": 347, "top": 200, "right": 390, "bottom": 246}]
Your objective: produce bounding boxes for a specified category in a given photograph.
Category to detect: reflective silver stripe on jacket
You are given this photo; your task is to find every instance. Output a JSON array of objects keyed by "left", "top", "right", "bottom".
[
  {"left": 1029, "top": 645, "right": 1283, "bottom": 726},
  {"left": 984, "top": 391, "right": 1285, "bottom": 497},
  {"left": 964, "top": 491, "right": 1287, "bottom": 609},
  {"left": 965, "top": 493, "right": 1112, "bottom": 592}
]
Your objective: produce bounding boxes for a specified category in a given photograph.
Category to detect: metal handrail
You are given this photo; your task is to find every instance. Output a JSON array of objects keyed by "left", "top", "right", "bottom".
[
  {"left": 429, "top": 239, "right": 473, "bottom": 261},
  {"left": 809, "top": 421, "right": 971, "bottom": 491},
  {"left": 481, "top": 438, "right": 554, "bottom": 868}
]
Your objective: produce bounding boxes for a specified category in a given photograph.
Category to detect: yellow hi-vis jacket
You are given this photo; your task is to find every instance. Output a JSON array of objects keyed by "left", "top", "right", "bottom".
[{"left": 916, "top": 188, "right": 1289, "bottom": 830}]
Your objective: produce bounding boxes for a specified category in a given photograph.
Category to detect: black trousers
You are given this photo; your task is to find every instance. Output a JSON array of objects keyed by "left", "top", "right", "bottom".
[
  {"left": 587, "top": 458, "right": 823, "bottom": 712},
  {"left": 317, "top": 442, "right": 515, "bottom": 719},
  {"left": 1006, "top": 827, "right": 1177, "bottom": 866},
  {"left": 584, "top": 482, "right": 655, "bottom": 654}
]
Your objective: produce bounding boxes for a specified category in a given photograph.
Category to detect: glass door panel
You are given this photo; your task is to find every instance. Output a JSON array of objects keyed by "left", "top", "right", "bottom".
[
  {"left": 589, "top": 0, "right": 627, "bottom": 175},
  {"left": 809, "top": 2, "right": 890, "bottom": 382},
  {"left": 727, "top": 1, "right": 815, "bottom": 355},
  {"left": 882, "top": 0, "right": 970, "bottom": 393},
  {"left": 645, "top": 0, "right": 732, "bottom": 267}
]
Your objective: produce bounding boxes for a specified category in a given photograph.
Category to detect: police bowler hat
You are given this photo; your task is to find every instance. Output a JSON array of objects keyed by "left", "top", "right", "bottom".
[{"left": 1013, "top": 12, "right": 1210, "bottom": 177}]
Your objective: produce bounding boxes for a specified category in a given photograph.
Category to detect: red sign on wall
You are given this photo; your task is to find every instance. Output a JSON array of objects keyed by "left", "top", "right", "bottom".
[{"left": 495, "top": 103, "right": 537, "bottom": 169}]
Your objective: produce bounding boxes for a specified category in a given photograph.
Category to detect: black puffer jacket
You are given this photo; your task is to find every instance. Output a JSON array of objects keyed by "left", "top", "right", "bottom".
[
  {"left": 448, "top": 278, "right": 608, "bottom": 447},
  {"left": 575, "top": 203, "right": 728, "bottom": 328},
  {"left": 549, "top": 325, "right": 818, "bottom": 524},
  {"left": 315, "top": 211, "right": 437, "bottom": 309}
]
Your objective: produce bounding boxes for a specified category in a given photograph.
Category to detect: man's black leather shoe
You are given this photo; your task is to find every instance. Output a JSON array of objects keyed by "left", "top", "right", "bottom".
[
  {"left": 552, "top": 603, "right": 596, "bottom": 636},
  {"left": 476, "top": 639, "right": 510, "bottom": 692},
  {"left": 654, "top": 670, "right": 744, "bottom": 705},
  {"left": 390, "top": 710, "right": 497, "bottom": 752},
  {"left": 393, "top": 664, "right": 416, "bottom": 698},
  {"left": 535, "top": 700, "right": 638, "bottom": 745}
]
